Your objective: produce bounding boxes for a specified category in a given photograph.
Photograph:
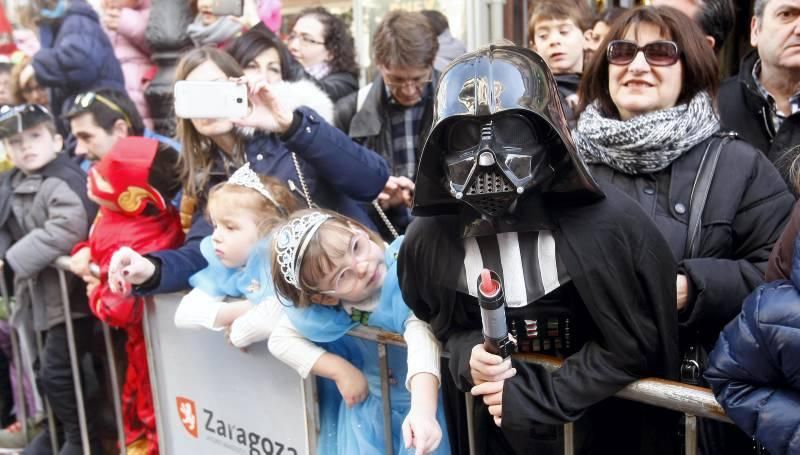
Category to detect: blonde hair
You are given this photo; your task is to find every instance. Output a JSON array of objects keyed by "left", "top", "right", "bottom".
[
  {"left": 174, "top": 47, "right": 246, "bottom": 199},
  {"left": 271, "top": 209, "right": 383, "bottom": 308},
  {"left": 207, "top": 176, "right": 299, "bottom": 237},
  {"left": 11, "top": 57, "right": 34, "bottom": 105}
]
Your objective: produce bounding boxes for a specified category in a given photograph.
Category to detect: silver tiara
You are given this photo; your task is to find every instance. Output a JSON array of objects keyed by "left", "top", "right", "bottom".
[
  {"left": 275, "top": 211, "right": 331, "bottom": 290},
  {"left": 228, "top": 163, "right": 282, "bottom": 210}
]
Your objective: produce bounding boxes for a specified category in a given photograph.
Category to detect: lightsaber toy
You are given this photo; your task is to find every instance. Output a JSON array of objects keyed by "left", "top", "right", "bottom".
[{"left": 478, "top": 268, "right": 516, "bottom": 358}]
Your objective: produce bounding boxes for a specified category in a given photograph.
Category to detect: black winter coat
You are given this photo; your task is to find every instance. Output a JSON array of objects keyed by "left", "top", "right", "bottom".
[
  {"left": 719, "top": 51, "right": 800, "bottom": 188},
  {"left": 589, "top": 134, "right": 795, "bottom": 347},
  {"left": 317, "top": 71, "right": 358, "bottom": 103}
]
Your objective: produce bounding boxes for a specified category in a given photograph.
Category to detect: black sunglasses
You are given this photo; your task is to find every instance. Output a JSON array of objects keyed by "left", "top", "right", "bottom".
[{"left": 607, "top": 40, "right": 680, "bottom": 67}]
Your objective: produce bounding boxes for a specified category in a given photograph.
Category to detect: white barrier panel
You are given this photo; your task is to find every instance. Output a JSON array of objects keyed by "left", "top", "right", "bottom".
[{"left": 144, "top": 294, "right": 316, "bottom": 455}]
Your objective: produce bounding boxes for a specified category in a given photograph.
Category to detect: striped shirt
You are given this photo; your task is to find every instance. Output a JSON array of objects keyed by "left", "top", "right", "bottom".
[{"left": 458, "top": 230, "right": 571, "bottom": 308}]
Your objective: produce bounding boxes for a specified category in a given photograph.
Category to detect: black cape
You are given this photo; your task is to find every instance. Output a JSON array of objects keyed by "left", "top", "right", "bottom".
[{"left": 398, "top": 182, "right": 680, "bottom": 455}]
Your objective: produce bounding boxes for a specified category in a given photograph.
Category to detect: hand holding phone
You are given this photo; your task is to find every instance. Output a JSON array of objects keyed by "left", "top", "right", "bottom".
[
  {"left": 230, "top": 79, "right": 294, "bottom": 134},
  {"left": 173, "top": 80, "right": 249, "bottom": 119}
]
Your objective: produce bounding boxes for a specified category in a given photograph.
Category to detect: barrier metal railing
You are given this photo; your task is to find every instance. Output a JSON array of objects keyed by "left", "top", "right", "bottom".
[
  {"left": 1, "top": 257, "right": 738, "bottom": 455},
  {"left": 0, "top": 258, "right": 127, "bottom": 455},
  {"left": 347, "top": 325, "right": 733, "bottom": 455},
  {"left": 0, "top": 261, "right": 27, "bottom": 449},
  {"left": 53, "top": 257, "right": 127, "bottom": 455}
]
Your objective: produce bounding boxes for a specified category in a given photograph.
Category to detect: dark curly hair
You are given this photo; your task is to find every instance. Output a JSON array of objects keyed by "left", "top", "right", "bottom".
[{"left": 294, "top": 7, "right": 358, "bottom": 77}]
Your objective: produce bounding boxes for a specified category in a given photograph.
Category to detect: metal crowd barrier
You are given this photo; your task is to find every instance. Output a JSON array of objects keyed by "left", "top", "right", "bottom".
[
  {"left": 2, "top": 257, "right": 738, "bottom": 455},
  {"left": 346, "top": 325, "right": 732, "bottom": 455},
  {"left": 0, "top": 258, "right": 127, "bottom": 455}
]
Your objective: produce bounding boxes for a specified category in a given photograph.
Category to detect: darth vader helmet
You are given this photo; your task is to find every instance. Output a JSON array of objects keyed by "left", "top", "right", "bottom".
[{"left": 413, "top": 45, "right": 602, "bottom": 218}]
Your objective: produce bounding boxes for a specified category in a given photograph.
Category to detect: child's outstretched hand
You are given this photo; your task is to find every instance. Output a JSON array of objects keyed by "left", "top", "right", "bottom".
[
  {"left": 108, "top": 247, "right": 155, "bottom": 295},
  {"left": 402, "top": 407, "right": 442, "bottom": 455},
  {"left": 333, "top": 362, "right": 368, "bottom": 407}
]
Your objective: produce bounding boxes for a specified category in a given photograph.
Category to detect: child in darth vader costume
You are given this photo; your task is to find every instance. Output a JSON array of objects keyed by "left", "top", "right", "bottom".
[{"left": 397, "top": 45, "right": 681, "bottom": 454}]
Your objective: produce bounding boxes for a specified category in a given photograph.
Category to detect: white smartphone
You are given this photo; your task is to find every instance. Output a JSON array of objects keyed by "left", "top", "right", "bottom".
[
  {"left": 209, "top": 0, "right": 244, "bottom": 17},
  {"left": 174, "top": 81, "right": 248, "bottom": 119}
]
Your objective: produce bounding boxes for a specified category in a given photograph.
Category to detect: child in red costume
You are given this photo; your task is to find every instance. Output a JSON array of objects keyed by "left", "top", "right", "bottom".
[{"left": 72, "top": 137, "right": 184, "bottom": 455}]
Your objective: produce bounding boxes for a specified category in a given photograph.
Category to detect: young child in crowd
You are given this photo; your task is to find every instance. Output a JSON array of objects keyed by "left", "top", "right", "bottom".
[
  {"left": 268, "top": 209, "right": 450, "bottom": 455},
  {"left": 188, "top": 0, "right": 245, "bottom": 48},
  {"left": 0, "top": 104, "right": 99, "bottom": 453},
  {"left": 173, "top": 163, "right": 298, "bottom": 348},
  {"left": 100, "top": 0, "right": 155, "bottom": 128},
  {"left": 73, "top": 137, "right": 183, "bottom": 455},
  {"left": 528, "top": 1, "right": 589, "bottom": 124}
]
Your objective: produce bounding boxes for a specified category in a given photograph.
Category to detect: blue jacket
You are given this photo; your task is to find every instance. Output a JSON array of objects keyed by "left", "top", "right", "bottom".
[
  {"left": 33, "top": 0, "right": 125, "bottom": 119},
  {"left": 145, "top": 107, "right": 390, "bottom": 294},
  {"left": 705, "top": 236, "right": 800, "bottom": 455}
]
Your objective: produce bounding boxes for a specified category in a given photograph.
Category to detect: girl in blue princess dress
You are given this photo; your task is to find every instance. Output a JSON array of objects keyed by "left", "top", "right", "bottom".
[
  {"left": 173, "top": 163, "right": 298, "bottom": 347},
  {"left": 268, "top": 209, "right": 450, "bottom": 455}
]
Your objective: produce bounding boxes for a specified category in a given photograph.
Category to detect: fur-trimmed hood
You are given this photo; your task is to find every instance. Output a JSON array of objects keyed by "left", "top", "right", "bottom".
[{"left": 272, "top": 78, "right": 334, "bottom": 126}]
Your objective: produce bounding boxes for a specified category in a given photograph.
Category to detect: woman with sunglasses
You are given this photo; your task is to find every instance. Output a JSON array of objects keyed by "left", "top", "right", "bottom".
[
  {"left": 286, "top": 7, "right": 358, "bottom": 102},
  {"left": 574, "top": 7, "right": 794, "bottom": 454}
]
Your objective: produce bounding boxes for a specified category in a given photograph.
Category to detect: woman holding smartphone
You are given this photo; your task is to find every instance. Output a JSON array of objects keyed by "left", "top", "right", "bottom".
[{"left": 106, "top": 46, "right": 389, "bottom": 296}]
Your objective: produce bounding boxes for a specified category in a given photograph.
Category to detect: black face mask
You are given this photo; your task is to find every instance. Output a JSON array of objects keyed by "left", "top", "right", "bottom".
[{"left": 442, "top": 113, "right": 558, "bottom": 218}]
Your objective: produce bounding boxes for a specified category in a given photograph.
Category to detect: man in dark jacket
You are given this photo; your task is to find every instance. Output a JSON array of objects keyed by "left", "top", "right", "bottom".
[
  {"left": 718, "top": 0, "right": 800, "bottom": 187},
  {"left": 334, "top": 10, "right": 438, "bottom": 237},
  {"left": 30, "top": 0, "right": 125, "bottom": 134},
  {"left": 398, "top": 45, "right": 680, "bottom": 455}
]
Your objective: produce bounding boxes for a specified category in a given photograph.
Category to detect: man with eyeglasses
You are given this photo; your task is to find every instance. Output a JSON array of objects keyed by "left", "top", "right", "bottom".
[{"left": 334, "top": 10, "right": 439, "bottom": 238}]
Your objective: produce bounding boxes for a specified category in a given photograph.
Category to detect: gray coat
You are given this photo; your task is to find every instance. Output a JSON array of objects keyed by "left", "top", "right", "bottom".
[{"left": 0, "top": 167, "right": 91, "bottom": 331}]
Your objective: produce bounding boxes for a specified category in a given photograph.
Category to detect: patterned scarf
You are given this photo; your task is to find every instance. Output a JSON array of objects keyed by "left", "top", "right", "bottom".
[
  {"left": 187, "top": 15, "right": 242, "bottom": 47},
  {"left": 573, "top": 92, "right": 720, "bottom": 175}
]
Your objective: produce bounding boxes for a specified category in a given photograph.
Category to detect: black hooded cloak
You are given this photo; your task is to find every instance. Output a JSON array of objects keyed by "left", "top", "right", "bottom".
[{"left": 398, "top": 45, "right": 680, "bottom": 455}]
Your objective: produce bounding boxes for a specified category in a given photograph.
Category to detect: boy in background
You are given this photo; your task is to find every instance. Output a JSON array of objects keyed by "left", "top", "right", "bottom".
[
  {"left": 528, "top": 1, "right": 590, "bottom": 125},
  {"left": 0, "top": 104, "right": 99, "bottom": 454}
]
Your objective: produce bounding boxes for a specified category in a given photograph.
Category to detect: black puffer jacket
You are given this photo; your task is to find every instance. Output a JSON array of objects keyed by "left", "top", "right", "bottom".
[
  {"left": 589, "top": 133, "right": 795, "bottom": 347},
  {"left": 719, "top": 51, "right": 800, "bottom": 188}
]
